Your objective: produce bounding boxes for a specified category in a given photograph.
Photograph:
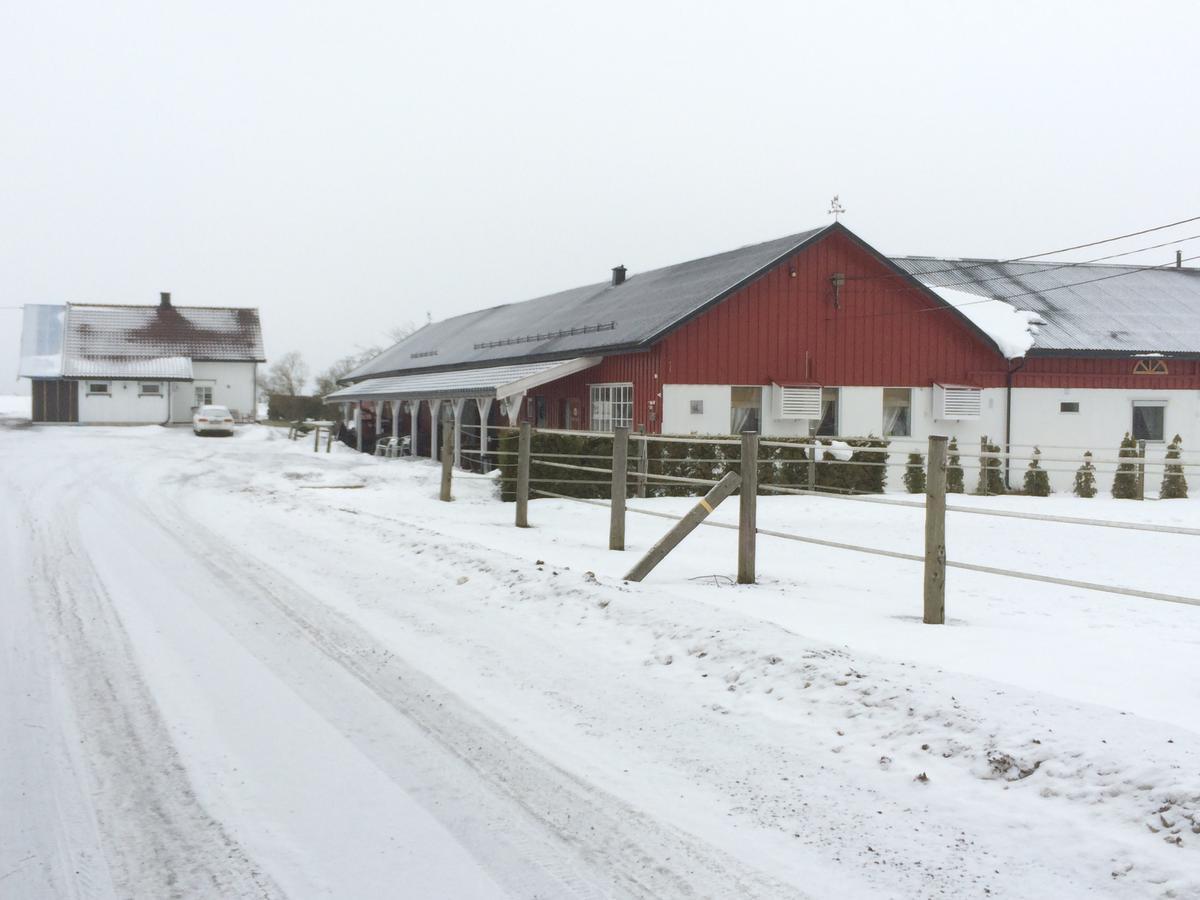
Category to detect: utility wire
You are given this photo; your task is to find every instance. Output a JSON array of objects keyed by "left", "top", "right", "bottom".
[
  {"left": 848, "top": 214, "right": 1200, "bottom": 283},
  {"left": 911, "top": 232, "right": 1200, "bottom": 293},
  {"left": 841, "top": 253, "right": 1200, "bottom": 323}
]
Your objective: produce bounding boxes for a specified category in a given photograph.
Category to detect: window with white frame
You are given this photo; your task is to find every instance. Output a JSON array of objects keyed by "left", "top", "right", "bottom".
[
  {"left": 590, "top": 383, "right": 633, "bottom": 432},
  {"left": 194, "top": 385, "right": 213, "bottom": 407},
  {"left": 140, "top": 383, "right": 162, "bottom": 396},
  {"left": 883, "top": 388, "right": 911, "bottom": 437},
  {"left": 811, "top": 387, "right": 839, "bottom": 436},
  {"left": 1132, "top": 401, "right": 1166, "bottom": 442},
  {"left": 730, "top": 386, "right": 762, "bottom": 434},
  {"left": 87, "top": 382, "right": 110, "bottom": 395}
]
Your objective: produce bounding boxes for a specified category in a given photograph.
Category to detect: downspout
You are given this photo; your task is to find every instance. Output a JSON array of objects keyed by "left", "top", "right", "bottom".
[
  {"left": 161, "top": 383, "right": 172, "bottom": 426},
  {"left": 1004, "top": 357, "right": 1027, "bottom": 489}
]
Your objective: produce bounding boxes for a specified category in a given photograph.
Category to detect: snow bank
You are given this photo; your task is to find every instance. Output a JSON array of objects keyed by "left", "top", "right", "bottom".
[
  {"left": 0, "top": 394, "right": 32, "bottom": 418},
  {"left": 925, "top": 284, "right": 1041, "bottom": 359}
]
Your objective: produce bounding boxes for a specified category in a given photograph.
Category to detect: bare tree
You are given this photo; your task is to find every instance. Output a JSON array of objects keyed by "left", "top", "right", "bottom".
[
  {"left": 315, "top": 323, "right": 422, "bottom": 397},
  {"left": 263, "top": 351, "right": 309, "bottom": 396}
]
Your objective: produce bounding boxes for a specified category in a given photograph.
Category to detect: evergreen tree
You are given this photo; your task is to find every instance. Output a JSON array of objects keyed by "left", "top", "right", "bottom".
[
  {"left": 975, "top": 437, "right": 1005, "bottom": 495},
  {"left": 946, "top": 437, "right": 964, "bottom": 494},
  {"left": 903, "top": 453, "right": 926, "bottom": 493},
  {"left": 1023, "top": 447, "right": 1051, "bottom": 496},
  {"left": 1073, "top": 451, "right": 1098, "bottom": 498},
  {"left": 1160, "top": 434, "right": 1189, "bottom": 499},
  {"left": 1111, "top": 432, "right": 1140, "bottom": 499}
]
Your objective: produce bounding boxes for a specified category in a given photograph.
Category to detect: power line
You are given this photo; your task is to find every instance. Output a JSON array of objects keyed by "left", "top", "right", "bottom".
[
  {"left": 840, "top": 253, "right": 1200, "bottom": 324},
  {"left": 912, "top": 232, "right": 1200, "bottom": 293},
  {"left": 849, "top": 214, "right": 1200, "bottom": 284}
]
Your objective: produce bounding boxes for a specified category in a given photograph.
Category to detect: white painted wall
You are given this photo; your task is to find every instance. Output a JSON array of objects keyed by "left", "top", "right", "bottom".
[
  {"left": 663, "top": 381, "right": 1200, "bottom": 494},
  {"left": 192, "top": 361, "right": 257, "bottom": 420},
  {"left": 77, "top": 380, "right": 172, "bottom": 424}
]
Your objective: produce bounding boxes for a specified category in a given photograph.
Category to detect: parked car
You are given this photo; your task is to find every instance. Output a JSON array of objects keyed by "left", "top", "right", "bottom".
[{"left": 193, "top": 405, "right": 236, "bottom": 436}]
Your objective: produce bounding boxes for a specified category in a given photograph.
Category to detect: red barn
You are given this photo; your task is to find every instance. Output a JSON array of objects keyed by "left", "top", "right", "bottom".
[{"left": 330, "top": 222, "right": 1200, "bottom": 490}]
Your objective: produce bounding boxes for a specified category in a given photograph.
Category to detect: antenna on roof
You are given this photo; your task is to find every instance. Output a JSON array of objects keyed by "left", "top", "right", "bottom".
[{"left": 827, "top": 195, "right": 846, "bottom": 222}]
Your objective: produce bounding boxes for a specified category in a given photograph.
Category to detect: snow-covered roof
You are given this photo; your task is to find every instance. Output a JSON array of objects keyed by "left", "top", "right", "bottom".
[
  {"left": 921, "top": 285, "right": 1041, "bottom": 360},
  {"left": 327, "top": 357, "right": 601, "bottom": 401},
  {"left": 893, "top": 257, "right": 1200, "bottom": 356},
  {"left": 62, "top": 355, "right": 194, "bottom": 380},
  {"left": 65, "top": 302, "right": 265, "bottom": 362}
]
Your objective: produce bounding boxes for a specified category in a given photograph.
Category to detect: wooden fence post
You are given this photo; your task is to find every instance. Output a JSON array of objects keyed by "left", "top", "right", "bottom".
[
  {"left": 1137, "top": 439, "right": 1146, "bottom": 501},
  {"left": 625, "top": 471, "right": 742, "bottom": 583},
  {"left": 807, "top": 437, "right": 817, "bottom": 491},
  {"left": 738, "top": 431, "right": 758, "bottom": 584},
  {"left": 924, "top": 435, "right": 948, "bottom": 624},
  {"left": 313, "top": 423, "right": 320, "bottom": 452},
  {"left": 610, "top": 426, "right": 629, "bottom": 550},
  {"left": 515, "top": 421, "right": 532, "bottom": 527},
  {"left": 440, "top": 421, "right": 453, "bottom": 502},
  {"left": 636, "top": 425, "right": 648, "bottom": 499}
]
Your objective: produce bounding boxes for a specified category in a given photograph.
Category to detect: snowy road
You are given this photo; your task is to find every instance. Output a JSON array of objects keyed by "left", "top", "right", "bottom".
[{"left": 3, "top": 415, "right": 1199, "bottom": 898}]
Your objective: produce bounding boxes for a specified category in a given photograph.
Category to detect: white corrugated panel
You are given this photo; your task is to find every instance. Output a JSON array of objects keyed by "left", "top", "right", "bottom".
[
  {"left": 326, "top": 357, "right": 601, "bottom": 401},
  {"left": 934, "top": 384, "right": 982, "bottom": 420},
  {"left": 775, "top": 385, "right": 822, "bottom": 419},
  {"left": 18, "top": 305, "right": 66, "bottom": 377}
]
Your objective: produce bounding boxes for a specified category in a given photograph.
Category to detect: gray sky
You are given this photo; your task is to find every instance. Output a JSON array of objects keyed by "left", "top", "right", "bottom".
[{"left": 3, "top": 1, "right": 1198, "bottom": 394}]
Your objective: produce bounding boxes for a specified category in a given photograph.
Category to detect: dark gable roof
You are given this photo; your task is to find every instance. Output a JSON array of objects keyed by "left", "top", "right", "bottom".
[
  {"left": 893, "top": 257, "right": 1200, "bottom": 356},
  {"left": 346, "top": 226, "right": 832, "bottom": 381},
  {"left": 65, "top": 303, "right": 266, "bottom": 362}
]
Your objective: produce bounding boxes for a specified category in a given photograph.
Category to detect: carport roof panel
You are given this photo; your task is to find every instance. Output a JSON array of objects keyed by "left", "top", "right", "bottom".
[{"left": 325, "top": 357, "right": 599, "bottom": 401}]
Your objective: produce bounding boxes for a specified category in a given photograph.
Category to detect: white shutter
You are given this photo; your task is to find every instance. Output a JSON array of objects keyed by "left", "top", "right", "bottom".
[
  {"left": 934, "top": 384, "right": 982, "bottom": 420},
  {"left": 775, "top": 385, "right": 823, "bottom": 419}
]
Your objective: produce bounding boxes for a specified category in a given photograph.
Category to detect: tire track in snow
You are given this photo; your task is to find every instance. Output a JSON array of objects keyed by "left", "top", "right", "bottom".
[
  {"left": 126, "top": 480, "right": 807, "bottom": 900},
  {"left": 8, "top": 464, "right": 286, "bottom": 900}
]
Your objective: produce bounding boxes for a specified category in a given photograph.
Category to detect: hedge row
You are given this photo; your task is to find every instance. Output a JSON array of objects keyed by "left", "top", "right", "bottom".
[{"left": 496, "top": 431, "right": 889, "bottom": 501}]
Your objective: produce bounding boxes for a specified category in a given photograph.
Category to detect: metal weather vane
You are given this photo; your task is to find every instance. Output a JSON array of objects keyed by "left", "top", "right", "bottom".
[{"left": 828, "top": 195, "right": 846, "bottom": 221}]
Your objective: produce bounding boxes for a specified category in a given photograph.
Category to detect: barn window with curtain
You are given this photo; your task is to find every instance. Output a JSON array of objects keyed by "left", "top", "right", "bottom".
[
  {"left": 730, "top": 386, "right": 762, "bottom": 433},
  {"left": 812, "top": 388, "right": 840, "bottom": 436},
  {"left": 1132, "top": 401, "right": 1165, "bottom": 442},
  {"left": 883, "top": 388, "right": 911, "bottom": 437},
  {"left": 590, "top": 384, "right": 632, "bottom": 432}
]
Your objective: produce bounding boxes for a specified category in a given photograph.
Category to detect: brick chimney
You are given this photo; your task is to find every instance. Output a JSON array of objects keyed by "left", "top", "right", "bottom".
[
  {"left": 611, "top": 265, "right": 626, "bottom": 287},
  {"left": 160, "top": 292, "right": 171, "bottom": 308}
]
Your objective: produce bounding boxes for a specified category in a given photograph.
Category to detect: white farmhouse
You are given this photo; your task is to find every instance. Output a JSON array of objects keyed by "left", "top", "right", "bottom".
[{"left": 18, "top": 293, "right": 264, "bottom": 424}]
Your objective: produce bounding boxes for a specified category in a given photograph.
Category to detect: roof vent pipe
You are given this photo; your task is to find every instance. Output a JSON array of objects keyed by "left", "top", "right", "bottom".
[
  {"left": 611, "top": 265, "right": 626, "bottom": 287},
  {"left": 1178, "top": 250, "right": 1183, "bottom": 269},
  {"left": 160, "top": 292, "right": 171, "bottom": 308}
]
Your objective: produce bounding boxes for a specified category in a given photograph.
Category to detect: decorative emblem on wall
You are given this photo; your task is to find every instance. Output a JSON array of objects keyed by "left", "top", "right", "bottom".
[{"left": 1132, "top": 359, "right": 1168, "bottom": 375}]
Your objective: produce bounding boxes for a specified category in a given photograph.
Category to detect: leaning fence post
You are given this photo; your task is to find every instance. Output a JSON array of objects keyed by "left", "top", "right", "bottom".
[
  {"left": 515, "top": 421, "right": 532, "bottom": 527},
  {"left": 1137, "top": 439, "right": 1147, "bottom": 501},
  {"left": 440, "top": 421, "right": 453, "bottom": 502},
  {"left": 924, "top": 435, "right": 948, "bottom": 624},
  {"left": 738, "top": 431, "right": 758, "bottom": 584},
  {"left": 625, "top": 471, "right": 742, "bottom": 582},
  {"left": 636, "top": 425, "right": 648, "bottom": 499},
  {"left": 610, "top": 426, "right": 629, "bottom": 550}
]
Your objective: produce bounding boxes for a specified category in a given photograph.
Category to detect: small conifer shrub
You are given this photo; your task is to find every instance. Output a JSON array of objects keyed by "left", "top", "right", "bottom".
[
  {"left": 1111, "top": 432, "right": 1140, "bottom": 499},
  {"left": 976, "top": 437, "right": 1005, "bottom": 495},
  {"left": 903, "top": 453, "right": 926, "bottom": 493},
  {"left": 1160, "top": 434, "right": 1189, "bottom": 499},
  {"left": 1073, "top": 451, "right": 1098, "bottom": 498},
  {"left": 946, "top": 437, "right": 964, "bottom": 494},
  {"left": 1023, "top": 447, "right": 1051, "bottom": 496}
]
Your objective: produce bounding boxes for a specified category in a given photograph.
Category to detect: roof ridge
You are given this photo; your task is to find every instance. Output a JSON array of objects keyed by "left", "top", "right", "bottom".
[{"left": 67, "top": 302, "right": 261, "bottom": 311}]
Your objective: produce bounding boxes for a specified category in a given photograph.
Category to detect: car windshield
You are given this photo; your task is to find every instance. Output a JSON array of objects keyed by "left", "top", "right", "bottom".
[{"left": 199, "top": 406, "right": 231, "bottom": 417}]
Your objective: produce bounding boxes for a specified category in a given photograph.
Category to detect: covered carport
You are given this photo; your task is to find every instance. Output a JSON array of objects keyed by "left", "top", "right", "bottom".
[{"left": 326, "top": 357, "right": 599, "bottom": 467}]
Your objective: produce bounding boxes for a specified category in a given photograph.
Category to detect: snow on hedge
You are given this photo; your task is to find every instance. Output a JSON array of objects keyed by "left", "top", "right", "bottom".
[{"left": 924, "top": 283, "right": 1041, "bottom": 359}]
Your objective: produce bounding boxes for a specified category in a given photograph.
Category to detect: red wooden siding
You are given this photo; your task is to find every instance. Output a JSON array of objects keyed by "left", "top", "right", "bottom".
[
  {"left": 526, "top": 229, "right": 1200, "bottom": 433},
  {"left": 1015, "top": 356, "right": 1200, "bottom": 390}
]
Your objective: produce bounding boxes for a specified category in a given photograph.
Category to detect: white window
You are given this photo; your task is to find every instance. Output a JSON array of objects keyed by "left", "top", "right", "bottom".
[
  {"left": 194, "top": 385, "right": 213, "bottom": 406},
  {"left": 811, "top": 388, "right": 839, "bottom": 436},
  {"left": 1132, "top": 401, "right": 1166, "bottom": 442},
  {"left": 730, "top": 387, "right": 762, "bottom": 433},
  {"left": 883, "top": 388, "right": 911, "bottom": 437},
  {"left": 87, "top": 382, "right": 110, "bottom": 395},
  {"left": 590, "top": 383, "right": 633, "bottom": 432},
  {"left": 140, "top": 383, "right": 162, "bottom": 396}
]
